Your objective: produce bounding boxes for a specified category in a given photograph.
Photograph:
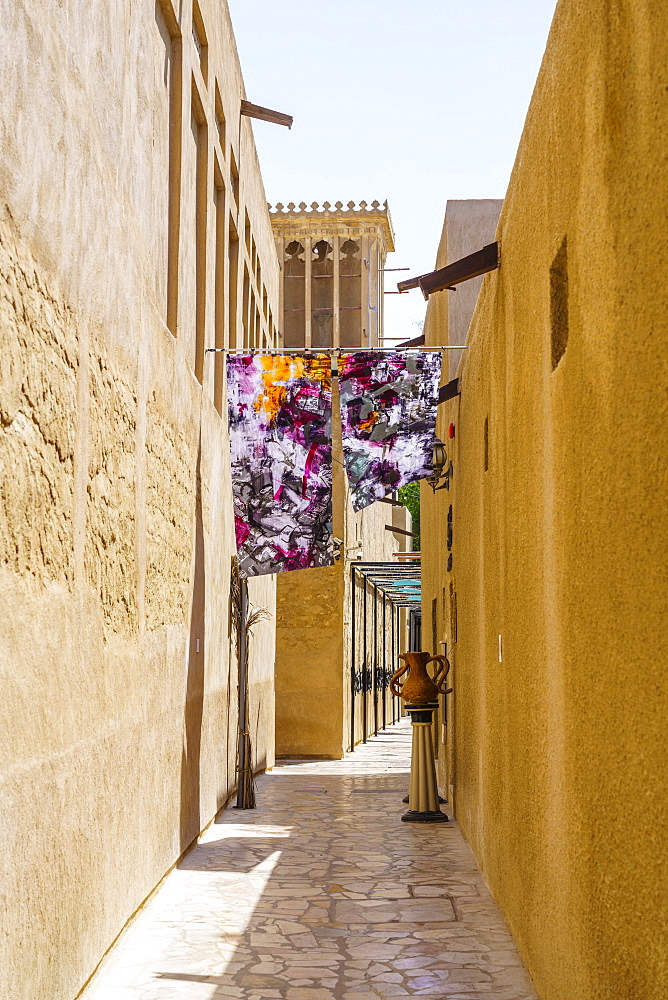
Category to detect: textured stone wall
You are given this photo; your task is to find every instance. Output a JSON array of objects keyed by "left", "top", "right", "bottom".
[
  {"left": 422, "top": 1, "right": 668, "bottom": 997},
  {"left": 86, "top": 342, "right": 139, "bottom": 633},
  {"left": 145, "top": 388, "right": 196, "bottom": 631},
  {"left": 0, "top": 2, "right": 278, "bottom": 998},
  {"left": 0, "top": 222, "right": 79, "bottom": 584}
]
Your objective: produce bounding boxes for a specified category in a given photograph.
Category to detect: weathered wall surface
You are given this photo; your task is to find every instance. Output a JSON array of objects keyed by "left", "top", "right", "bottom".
[
  {"left": 424, "top": 1, "right": 668, "bottom": 998},
  {"left": 0, "top": 2, "right": 277, "bottom": 999}
]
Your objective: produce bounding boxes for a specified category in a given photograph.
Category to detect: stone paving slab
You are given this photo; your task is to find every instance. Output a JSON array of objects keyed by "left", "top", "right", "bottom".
[{"left": 81, "top": 722, "right": 538, "bottom": 1000}]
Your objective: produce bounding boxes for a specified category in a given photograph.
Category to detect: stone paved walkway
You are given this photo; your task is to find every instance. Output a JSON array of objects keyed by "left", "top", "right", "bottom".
[{"left": 82, "top": 720, "right": 538, "bottom": 1000}]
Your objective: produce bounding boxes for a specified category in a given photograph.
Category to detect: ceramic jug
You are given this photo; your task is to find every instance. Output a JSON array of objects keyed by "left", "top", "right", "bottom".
[{"left": 390, "top": 651, "right": 451, "bottom": 704}]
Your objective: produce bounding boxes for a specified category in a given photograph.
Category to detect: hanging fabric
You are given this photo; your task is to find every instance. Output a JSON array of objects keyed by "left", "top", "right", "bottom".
[
  {"left": 338, "top": 350, "right": 442, "bottom": 511},
  {"left": 227, "top": 354, "right": 333, "bottom": 578}
]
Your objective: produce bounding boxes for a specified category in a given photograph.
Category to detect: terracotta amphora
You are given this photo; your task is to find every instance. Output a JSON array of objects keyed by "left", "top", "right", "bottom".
[{"left": 390, "top": 651, "right": 451, "bottom": 705}]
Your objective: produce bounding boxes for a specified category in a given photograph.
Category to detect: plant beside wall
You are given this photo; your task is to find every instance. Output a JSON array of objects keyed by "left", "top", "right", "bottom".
[{"left": 398, "top": 483, "right": 420, "bottom": 551}]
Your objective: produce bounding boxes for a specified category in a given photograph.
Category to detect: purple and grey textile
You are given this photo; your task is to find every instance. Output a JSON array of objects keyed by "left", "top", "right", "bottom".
[
  {"left": 227, "top": 354, "right": 333, "bottom": 578},
  {"left": 338, "top": 350, "right": 442, "bottom": 511}
]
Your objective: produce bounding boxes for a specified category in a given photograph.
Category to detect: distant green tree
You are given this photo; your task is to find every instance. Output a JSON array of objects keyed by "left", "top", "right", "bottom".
[{"left": 398, "top": 482, "right": 420, "bottom": 551}]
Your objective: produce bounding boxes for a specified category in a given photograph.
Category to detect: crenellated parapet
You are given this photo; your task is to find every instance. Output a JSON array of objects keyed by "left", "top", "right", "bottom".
[{"left": 269, "top": 199, "right": 395, "bottom": 254}]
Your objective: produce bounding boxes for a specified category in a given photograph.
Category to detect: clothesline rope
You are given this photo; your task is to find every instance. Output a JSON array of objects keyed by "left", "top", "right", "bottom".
[
  {"left": 206, "top": 346, "right": 466, "bottom": 354},
  {"left": 228, "top": 351, "right": 442, "bottom": 577}
]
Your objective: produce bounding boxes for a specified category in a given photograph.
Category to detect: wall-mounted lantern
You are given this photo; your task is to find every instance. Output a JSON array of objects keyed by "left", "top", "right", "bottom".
[
  {"left": 426, "top": 439, "right": 451, "bottom": 493},
  {"left": 345, "top": 540, "right": 364, "bottom": 560}
]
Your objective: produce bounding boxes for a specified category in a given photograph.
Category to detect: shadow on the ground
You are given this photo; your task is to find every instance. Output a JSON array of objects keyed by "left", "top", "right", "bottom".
[{"left": 152, "top": 725, "right": 525, "bottom": 1000}]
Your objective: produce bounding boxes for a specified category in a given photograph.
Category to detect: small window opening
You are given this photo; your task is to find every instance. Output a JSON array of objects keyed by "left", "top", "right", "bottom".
[
  {"left": 483, "top": 416, "right": 489, "bottom": 472},
  {"left": 550, "top": 236, "right": 569, "bottom": 370}
]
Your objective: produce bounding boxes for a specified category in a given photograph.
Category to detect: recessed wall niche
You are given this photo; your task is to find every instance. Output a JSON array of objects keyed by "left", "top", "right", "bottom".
[{"left": 283, "top": 240, "right": 305, "bottom": 347}]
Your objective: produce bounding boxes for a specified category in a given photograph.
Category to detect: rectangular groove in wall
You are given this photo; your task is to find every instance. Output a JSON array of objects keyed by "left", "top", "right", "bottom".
[
  {"left": 164, "top": 17, "right": 182, "bottom": 336},
  {"left": 213, "top": 162, "right": 226, "bottom": 414},
  {"left": 242, "top": 265, "right": 250, "bottom": 349},
  {"left": 550, "top": 236, "right": 569, "bottom": 370},
  {"left": 228, "top": 216, "right": 239, "bottom": 349},
  {"left": 191, "top": 0, "right": 208, "bottom": 83},
  {"left": 312, "top": 239, "right": 334, "bottom": 347},
  {"left": 192, "top": 83, "right": 208, "bottom": 383},
  {"left": 214, "top": 83, "right": 226, "bottom": 153},
  {"left": 230, "top": 147, "right": 239, "bottom": 207},
  {"left": 339, "top": 238, "right": 362, "bottom": 347},
  {"left": 283, "top": 239, "right": 306, "bottom": 347}
]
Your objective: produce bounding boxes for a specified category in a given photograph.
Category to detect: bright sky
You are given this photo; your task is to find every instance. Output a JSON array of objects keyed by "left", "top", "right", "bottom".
[{"left": 227, "top": 0, "right": 558, "bottom": 340}]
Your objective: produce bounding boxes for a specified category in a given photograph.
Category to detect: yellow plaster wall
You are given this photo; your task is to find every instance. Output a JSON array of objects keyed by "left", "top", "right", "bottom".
[
  {"left": 0, "top": 2, "right": 277, "bottom": 998},
  {"left": 275, "top": 562, "right": 345, "bottom": 758},
  {"left": 422, "top": 2, "right": 668, "bottom": 997},
  {"left": 421, "top": 198, "right": 503, "bottom": 798},
  {"left": 420, "top": 221, "right": 453, "bottom": 793}
]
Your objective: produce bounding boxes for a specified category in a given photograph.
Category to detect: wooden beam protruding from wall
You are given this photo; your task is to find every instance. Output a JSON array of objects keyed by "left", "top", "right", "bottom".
[
  {"left": 240, "top": 100, "right": 293, "bottom": 128},
  {"left": 385, "top": 525, "right": 418, "bottom": 538},
  {"left": 393, "top": 333, "right": 425, "bottom": 349},
  {"left": 398, "top": 242, "right": 499, "bottom": 298},
  {"left": 438, "top": 378, "right": 460, "bottom": 404}
]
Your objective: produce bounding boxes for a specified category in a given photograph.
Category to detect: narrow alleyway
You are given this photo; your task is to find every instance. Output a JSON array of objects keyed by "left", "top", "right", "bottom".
[{"left": 82, "top": 721, "right": 537, "bottom": 1000}]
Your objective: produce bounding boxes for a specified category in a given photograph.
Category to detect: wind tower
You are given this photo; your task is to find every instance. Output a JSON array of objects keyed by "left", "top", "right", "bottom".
[
  {"left": 268, "top": 200, "right": 411, "bottom": 762},
  {"left": 268, "top": 200, "right": 395, "bottom": 350}
]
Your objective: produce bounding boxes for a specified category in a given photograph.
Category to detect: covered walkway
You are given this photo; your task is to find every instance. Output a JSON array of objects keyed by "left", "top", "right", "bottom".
[{"left": 82, "top": 722, "right": 537, "bottom": 1000}]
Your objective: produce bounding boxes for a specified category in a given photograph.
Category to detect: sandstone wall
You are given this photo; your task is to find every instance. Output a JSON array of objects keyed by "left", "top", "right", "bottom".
[{"left": 0, "top": 2, "right": 277, "bottom": 998}]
